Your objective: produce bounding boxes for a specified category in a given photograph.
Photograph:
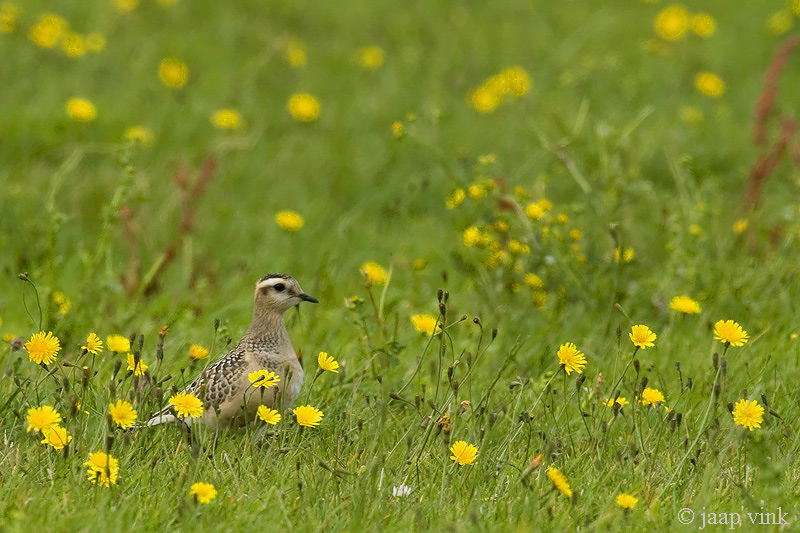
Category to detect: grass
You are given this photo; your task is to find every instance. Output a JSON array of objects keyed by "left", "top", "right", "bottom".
[{"left": 2, "top": 0, "right": 800, "bottom": 530}]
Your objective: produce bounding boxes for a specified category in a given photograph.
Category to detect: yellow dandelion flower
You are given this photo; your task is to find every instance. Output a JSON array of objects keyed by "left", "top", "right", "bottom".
[
  {"left": 524, "top": 273, "right": 543, "bottom": 289},
  {"left": 449, "top": 440, "right": 478, "bottom": 465},
  {"left": 694, "top": 72, "right": 725, "bottom": 98},
  {"left": 115, "top": 0, "right": 139, "bottom": 12},
  {"left": 126, "top": 353, "right": 148, "bottom": 376},
  {"left": 360, "top": 261, "right": 388, "bottom": 285},
  {"left": 169, "top": 392, "right": 204, "bottom": 418},
  {"left": 732, "top": 399, "right": 764, "bottom": 431},
  {"left": 26, "top": 405, "right": 62, "bottom": 433},
  {"left": 629, "top": 324, "right": 656, "bottom": 349},
  {"left": 688, "top": 223, "right": 703, "bottom": 235},
  {"left": 82, "top": 332, "right": 103, "bottom": 355},
  {"left": 356, "top": 46, "right": 385, "bottom": 69},
  {"left": 470, "top": 86, "right": 501, "bottom": 113},
  {"left": 713, "top": 320, "right": 748, "bottom": 347},
  {"left": 257, "top": 405, "right": 281, "bottom": 425},
  {"left": 189, "top": 344, "right": 209, "bottom": 360},
  {"left": 41, "top": 426, "right": 72, "bottom": 450},
  {"left": 106, "top": 334, "right": 130, "bottom": 353},
  {"left": 411, "top": 314, "right": 439, "bottom": 336},
  {"left": 287, "top": 93, "right": 321, "bottom": 122},
  {"left": 285, "top": 39, "right": 307, "bottom": 68},
  {"left": 547, "top": 466, "right": 572, "bottom": 497},
  {"left": 190, "top": 482, "right": 217, "bottom": 504},
  {"left": 158, "top": 57, "right": 189, "bottom": 89},
  {"left": 503, "top": 66, "right": 531, "bottom": 97},
  {"left": 391, "top": 121, "right": 404, "bottom": 138},
  {"left": 85, "top": 451, "right": 119, "bottom": 487},
  {"left": 525, "top": 202, "right": 545, "bottom": 220},
  {"left": 317, "top": 351, "right": 339, "bottom": 373},
  {"left": 614, "top": 247, "right": 635, "bottom": 263},
  {"left": 28, "top": 13, "right": 67, "bottom": 48},
  {"left": 468, "top": 184, "right": 488, "bottom": 199},
  {"left": 446, "top": 189, "right": 466, "bottom": 209},
  {"left": 732, "top": 218, "right": 748, "bottom": 234},
  {"left": 274, "top": 210, "right": 304, "bottom": 231},
  {"left": 641, "top": 387, "right": 665, "bottom": 406},
  {"left": 462, "top": 225, "right": 484, "bottom": 247},
  {"left": 66, "top": 97, "right": 97, "bottom": 122},
  {"left": 654, "top": 5, "right": 690, "bottom": 41},
  {"left": 569, "top": 229, "right": 583, "bottom": 241},
  {"left": 691, "top": 13, "right": 716, "bottom": 37},
  {"left": 124, "top": 125, "right": 154, "bottom": 146},
  {"left": 85, "top": 32, "right": 106, "bottom": 52},
  {"left": 24, "top": 331, "right": 61, "bottom": 365},
  {"left": 0, "top": 2, "right": 21, "bottom": 34},
  {"left": 108, "top": 400, "right": 137, "bottom": 429},
  {"left": 605, "top": 397, "right": 629, "bottom": 407},
  {"left": 766, "top": 11, "right": 793, "bottom": 36},
  {"left": 532, "top": 290, "right": 547, "bottom": 309},
  {"left": 669, "top": 295, "right": 701, "bottom": 314},
  {"left": 211, "top": 108, "right": 242, "bottom": 129},
  {"left": 556, "top": 342, "right": 587, "bottom": 375},
  {"left": 248, "top": 369, "right": 281, "bottom": 388},
  {"left": 616, "top": 493, "right": 638, "bottom": 509},
  {"left": 293, "top": 405, "right": 323, "bottom": 428},
  {"left": 62, "top": 33, "right": 86, "bottom": 57}
]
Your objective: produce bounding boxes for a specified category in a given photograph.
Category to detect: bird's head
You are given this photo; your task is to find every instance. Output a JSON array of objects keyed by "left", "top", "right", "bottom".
[{"left": 254, "top": 273, "right": 318, "bottom": 314}]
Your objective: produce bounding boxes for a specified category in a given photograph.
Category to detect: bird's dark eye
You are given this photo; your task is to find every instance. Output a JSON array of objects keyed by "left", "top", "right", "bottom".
[{"left": 274, "top": 283, "right": 285, "bottom": 292}]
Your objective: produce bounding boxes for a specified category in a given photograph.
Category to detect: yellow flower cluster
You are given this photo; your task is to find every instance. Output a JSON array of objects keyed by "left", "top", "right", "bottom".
[
  {"left": 653, "top": 5, "right": 716, "bottom": 41},
  {"left": 469, "top": 66, "right": 532, "bottom": 113},
  {"left": 287, "top": 93, "right": 321, "bottom": 122},
  {"left": 26, "top": 11, "right": 106, "bottom": 55}
]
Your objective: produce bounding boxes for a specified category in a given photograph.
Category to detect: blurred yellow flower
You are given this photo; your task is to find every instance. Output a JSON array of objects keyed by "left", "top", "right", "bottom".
[
  {"left": 641, "top": 387, "right": 665, "bottom": 406},
  {"left": 106, "top": 334, "right": 130, "bottom": 353},
  {"left": 669, "top": 295, "right": 701, "bottom": 314},
  {"left": 503, "top": 66, "right": 531, "bottom": 97},
  {"left": 85, "top": 32, "right": 106, "bottom": 52},
  {"left": 257, "top": 405, "right": 281, "bottom": 425},
  {"left": 115, "top": 0, "right": 139, "bottom": 12},
  {"left": 569, "top": 229, "right": 583, "bottom": 241},
  {"left": 189, "top": 344, "right": 209, "bottom": 360},
  {"left": 462, "top": 225, "right": 484, "bottom": 247},
  {"left": 679, "top": 105, "right": 704, "bottom": 125},
  {"left": 0, "top": 2, "right": 20, "bottom": 34},
  {"left": 524, "top": 273, "right": 543, "bottom": 289},
  {"left": 449, "top": 440, "right": 478, "bottom": 465},
  {"left": 614, "top": 247, "right": 634, "bottom": 263},
  {"left": 248, "top": 369, "right": 280, "bottom": 388},
  {"left": 126, "top": 353, "right": 148, "bottom": 376},
  {"left": 85, "top": 451, "right": 119, "bottom": 487},
  {"left": 616, "top": 493, "right": 638, "bottom": 509},
  {"left": 62, "top": 33, "right": 86, "bottom": 57},
  {"left": 654, "top": 5, "right": 690, "bottom": 41},
  {"left": 317, "top": 351, "right": 339, "bottom": 373},
  {"left": 360, "top": 261, "right": 388, "bottom": 285},
  {"left": 211, "top": 108, "right": 242, "bottom": 129},
  {"left": 190, "top": 482, "right": 217, "bottom": 504},
  {"left": 688, "top": 223, "right": 702, "bottom": 235},
  {"left": 275, "top": 210, "right": 304, "bottom": 231},
  {"left": 356, "top": 46, "right": 385, "bottom": 69},
  {"left": 109, "top": 400, "right": 137, "bottom": 429},
  {"left": 766, "top": 11, "right": 793, "bottom": 36},
  {"left": 66, "top": 98, "right": 97, "bottom": 122},
  {"left": 532, "top": 290, "right": 547, "bottom": 309},
  {"left": 732, "top": 218, "right": 748, "bottom": 234},
  {"left": 169, "top": 392, "right": 204, "bottom": 418},
  {"left": 446, "top": 189, "right": 465, "bottom": 209},
  {"left": 159, "top": 57, "right": 189, "bottom": 89},
  {"left": 629, "top": 324, "right": 656, "bottom": 349},
  {"left": 691, "top": 13, "right": 716, "bottom": 37},
  {"left": 547, "top": 466, "right": 572, "bottom": 497},
  {"left": 605, "top": 397, "right": 629, "bottom": 407},
  {"left": 41, "top": 426, "right": 72, "bottom": 450},
  {"left": 24, "top": 331, "right": 61, "bottom": 365},
  {"left": 27, "top": 405, "right": 62, "bottom": 433},
  {"left": 391, "top": 121, "right": 404, "bottom": 138},
  {"left": 82, "top": 332, "right": 103, "bottom": 355},
  {"left": 411, "top": 314, "right": 439, "bottom": 336},
  {"left": 28, "top": 13, "right": 67, "bottom": 48},
  {"left": 713, "top": 319, "right": 748, "bottom": 347},
  {"left": 470, "top": 86, "right": 501, "bottom": 113},
  {"left": 732, "top": 399, "right": 764, "bottom": 431},
  {"left": 468, "top": 184, "right": 488, "bottom": 199},
  {"left": 793, "top": 0, "right": 800, "bottom": 15},
  {"left": 285, "top": 39, "right": 307, "bottom": 68},
  {"left": 287, "top": 93, "right": 321, "bottom": 122},
  {"left": 124, "top": 126, "right": 154, "bottom": 146},
  {"left": 293, "top": 405, "right": 323, "bottom": 427},
  {"left": 694, "top": 72, "right": 725, "bottom": 98}
]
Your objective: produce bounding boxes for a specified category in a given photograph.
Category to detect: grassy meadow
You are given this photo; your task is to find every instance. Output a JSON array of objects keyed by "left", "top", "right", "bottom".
[{"left": 2, "top": 0, "right": 800, "bottom": 530}]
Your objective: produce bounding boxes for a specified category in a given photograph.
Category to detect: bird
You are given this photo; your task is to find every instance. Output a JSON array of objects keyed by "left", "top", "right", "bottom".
[{"left": 147, "top": 273, "right": 318, "bottom": 429}]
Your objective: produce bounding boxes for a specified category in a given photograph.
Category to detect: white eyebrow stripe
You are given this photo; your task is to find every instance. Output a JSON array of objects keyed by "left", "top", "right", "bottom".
[{"left": 256, "top": 277, "right": 288, "bottom": 290}]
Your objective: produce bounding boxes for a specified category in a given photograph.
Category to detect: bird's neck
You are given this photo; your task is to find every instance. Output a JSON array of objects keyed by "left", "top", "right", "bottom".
[{"left": 245, "top": 309, "right": 288, "bottom": 342}]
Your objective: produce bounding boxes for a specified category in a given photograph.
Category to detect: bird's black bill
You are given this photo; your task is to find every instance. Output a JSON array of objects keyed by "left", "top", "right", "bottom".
[{"left": 299, "top": 293, "right": 319, "bottom": 303}]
